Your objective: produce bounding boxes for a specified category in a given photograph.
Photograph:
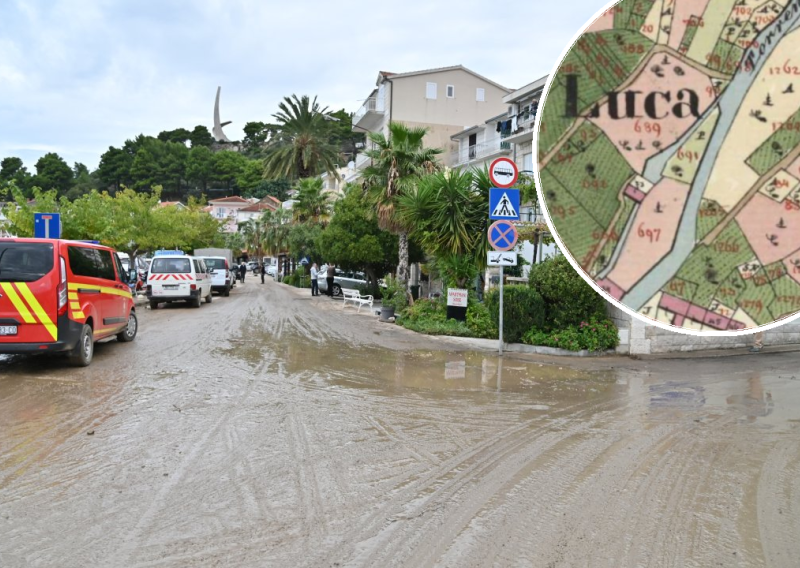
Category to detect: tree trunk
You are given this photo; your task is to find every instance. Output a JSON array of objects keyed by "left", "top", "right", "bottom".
[
  {"left": 397, "top": 232, "right": 415, "bottom": 306},
  {"left": 397, "top": 232, "right": 410, "bottom": 287}
]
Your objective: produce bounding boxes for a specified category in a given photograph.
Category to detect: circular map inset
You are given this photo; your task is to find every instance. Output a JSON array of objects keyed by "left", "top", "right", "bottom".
[{"left": 536, "top": 0, "right": 800, "bottom": 334}]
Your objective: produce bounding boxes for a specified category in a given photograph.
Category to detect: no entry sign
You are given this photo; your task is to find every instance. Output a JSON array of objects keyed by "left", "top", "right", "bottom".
[{"left": 489, "top": 157, "right": 518, "bottom": 188}]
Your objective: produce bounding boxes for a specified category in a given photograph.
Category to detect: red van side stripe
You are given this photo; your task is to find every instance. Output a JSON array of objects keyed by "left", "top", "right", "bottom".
[
  {"left": 0, "top": 283, "right": 37, "bottom": 324},
  {"left": 16, "top": 283, "right": 58, "bottom": 341}
]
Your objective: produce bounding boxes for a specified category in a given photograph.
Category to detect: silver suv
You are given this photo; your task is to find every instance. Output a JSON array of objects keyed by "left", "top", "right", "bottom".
[{"left": 317, "top": 266, "right": 367, "bottom": 296}]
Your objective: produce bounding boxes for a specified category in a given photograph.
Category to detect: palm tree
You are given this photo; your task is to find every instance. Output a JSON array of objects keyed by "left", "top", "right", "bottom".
[
  {"left": 292, "top": 177, "right": 334, "bottom": 225},
  {"left": 397, "top": 168, "right": 491, "bottom": 288},
  {"left": 263, "top": 95, "right": 341, "bottom": 180},
  {"left": 239, "top": 216, "right": 267, "bottom": 263},
  {"left": 260, "top": 208, "right": 292, "bottom": 256},
  {"left": 361, "top": 122, "right": 442, "bottom": 289}
]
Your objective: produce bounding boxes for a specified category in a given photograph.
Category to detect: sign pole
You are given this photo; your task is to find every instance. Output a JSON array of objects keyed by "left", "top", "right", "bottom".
[{"left": 499, "top": 266, "right": 504, "bottom": 355}]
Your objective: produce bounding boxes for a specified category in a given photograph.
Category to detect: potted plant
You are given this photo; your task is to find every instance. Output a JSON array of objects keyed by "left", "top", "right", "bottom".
[{"left": 380, "top": 276, "right": 408, "bottom": 322}]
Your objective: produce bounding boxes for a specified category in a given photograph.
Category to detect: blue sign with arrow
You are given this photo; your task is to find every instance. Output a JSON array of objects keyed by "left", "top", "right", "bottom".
[{"left": 489, "top": 188, "right": 520, "bottom": 220}]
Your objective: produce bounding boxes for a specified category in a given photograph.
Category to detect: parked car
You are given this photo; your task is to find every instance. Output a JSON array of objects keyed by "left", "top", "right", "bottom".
[
  {"left": 317, "top": 265, "right": 368, "bottom": 297},
  {"left": 266, "top": 265, "right": 278, "bottom": 278}
]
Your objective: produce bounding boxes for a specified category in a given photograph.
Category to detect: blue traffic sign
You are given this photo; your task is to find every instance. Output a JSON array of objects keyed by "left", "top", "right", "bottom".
[
  {"left": 488, "top": 220, "right": 518, "bottom": 252},
  {"left": 33, "top": 213, "right": 61, "bottom": 239},
  {"left": 489, "top": 188, "right": 520, "bottom": 220}
]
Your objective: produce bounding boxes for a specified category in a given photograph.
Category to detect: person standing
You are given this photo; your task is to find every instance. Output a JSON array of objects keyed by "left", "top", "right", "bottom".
[
  {"left": 326, "top": 263, "right": 335, "bottom": 296},
  {"left": 239, "top": 261, "right": 246, "bottom": 283},
  {"left": 260, "top": 263, "right": 266, "bottom": 284},
  {"left": 310, "top": 263, "right": 319, "bottom": 296}
]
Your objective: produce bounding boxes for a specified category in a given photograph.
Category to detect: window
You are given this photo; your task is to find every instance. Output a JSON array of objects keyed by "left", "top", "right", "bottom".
[
  {"left": 468, "top": 133, "right": 477, "bottom": 160},
  {"left": 0, "top": 243, "right": 54, "bottom": 282},
  {"left": 426, "top": 82, "right": 437, "bottom": 100},
  {"left": 68, "top": 246, "right": 101, "bottom": 279},
  {"left": 523, "top": 153, "right": 533, "bottom": 172},
  {"left": 204, "top": 258, "right": 225, "bottom": 270},
  {"left": 446, "top": 85, "right": 455, "bottom": 98},
  {"left": 113, "top": 253, "right": 127, "bottom": 280},
  {"left": 476, "top": 88, "right": 485, "bottom": 102},
  {"left": 151, "top": 258, "right": 191, "bottom": 274},
  {"left": 95, "top": 249, "right": 116, "bottom": 280}
]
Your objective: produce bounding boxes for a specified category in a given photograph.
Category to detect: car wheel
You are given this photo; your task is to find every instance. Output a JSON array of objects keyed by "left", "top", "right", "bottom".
[
  {"left": 332, "top": 284, "right": 342, "bottom": 297},
  {"left": 205, "top": 291, "right": 212, "bottom": 304},
  {"left": 69, "top": 324, "right": 94, "bottom": 367},
  {"left": 149, "top": 299, "right": 159, "bottom": 310},
  {"left": 193, "top": 294, "right": 202, "bottom": 308},
  {"left": 117, "top": 311, "right": 138, "bottom": 342},
  {"left": 224, "top": 285, "right": 230, "bottom": 297}
]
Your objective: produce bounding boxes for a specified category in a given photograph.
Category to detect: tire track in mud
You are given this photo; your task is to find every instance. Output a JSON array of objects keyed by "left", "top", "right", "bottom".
[
  {"left": 757, "top": 439, "right": 800, "bottom": 566},
  {"left": 318, "top": 392, "right": 630, "bottom": 567},
  {"left": 106, "top": 357, "right": 269, "bottom": 567}
]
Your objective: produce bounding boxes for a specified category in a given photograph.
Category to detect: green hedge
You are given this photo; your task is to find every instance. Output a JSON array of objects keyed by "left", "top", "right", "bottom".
[
  {"left": 398, "top": 296, "right": 496, "bottom": 339},
  {"left": 527, "top": 255, "right": 606, "bottom": 331},
  {"left": 522, "top": 317, "right": 619, "bottom": 352},
  {"left": 484, "top": 285, "right": 545, "bottom": 343}
]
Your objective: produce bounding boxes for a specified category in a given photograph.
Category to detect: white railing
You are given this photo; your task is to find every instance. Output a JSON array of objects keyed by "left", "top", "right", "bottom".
[
  {"left": 354, "top": 152, "right": 371, "bottom": 170},
  {"left": 451, "top": 137, "right": 512, "bottom": 166},
  {"left": 354, "top": 97, "right": 379, "bottom": 124}
]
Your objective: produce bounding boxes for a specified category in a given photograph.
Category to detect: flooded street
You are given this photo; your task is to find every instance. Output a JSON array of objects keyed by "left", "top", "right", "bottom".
[{"left": 1, "top": 281, "right": 799, "bottom": 567}]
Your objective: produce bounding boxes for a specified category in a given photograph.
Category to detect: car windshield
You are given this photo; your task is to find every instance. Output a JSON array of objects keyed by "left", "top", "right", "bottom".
[
  {"left": 204, "top": 258, "right": 225, "bottom": 270},
  {"left": 0, "top": 242, "right": 54, "bottom": 282},
  {"left": 150, "top": 257, "right": 191, "bottom": 273}
]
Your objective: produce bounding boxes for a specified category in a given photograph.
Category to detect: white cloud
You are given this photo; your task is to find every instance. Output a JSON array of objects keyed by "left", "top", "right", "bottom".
[{"left": 0, "top": 0, "right": 606, "bottom": 169}]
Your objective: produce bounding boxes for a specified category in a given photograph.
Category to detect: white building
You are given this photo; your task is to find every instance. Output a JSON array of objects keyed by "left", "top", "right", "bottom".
[
  {"left": 352, "top": 65, "right": 513, "bottom": 169},
  {"left": 207, "top": 196, "right": 256, "bottom": 233}
]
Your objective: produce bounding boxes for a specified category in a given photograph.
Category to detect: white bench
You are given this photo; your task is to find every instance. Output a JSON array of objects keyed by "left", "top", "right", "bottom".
[{"left": 341, "top": 288, "right": 374, "bottom": 313}]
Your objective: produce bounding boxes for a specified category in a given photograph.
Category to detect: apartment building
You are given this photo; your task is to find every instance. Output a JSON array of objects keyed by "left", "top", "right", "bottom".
[{"left": 352, "top": 65, "right": 512, "bottom": 167}]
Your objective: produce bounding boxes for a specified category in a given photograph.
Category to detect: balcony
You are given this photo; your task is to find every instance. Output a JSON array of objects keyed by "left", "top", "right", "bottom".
[
  {"left": 353, "top": 96, "right": 385, "bottom": 131},
  {"left": 450, "top": 137, "right": 512, "bottom": 167},
  {"left": 504, "top": 110, "right": 537, "bottom": 144},
  {"left": 353, "top": 152, "right": 371, "bottom": 171}
]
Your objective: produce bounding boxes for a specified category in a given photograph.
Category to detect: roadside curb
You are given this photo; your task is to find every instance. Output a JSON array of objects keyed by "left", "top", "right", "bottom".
[{"left": 274, "top": 280, "right": 798, "bottom": 362}]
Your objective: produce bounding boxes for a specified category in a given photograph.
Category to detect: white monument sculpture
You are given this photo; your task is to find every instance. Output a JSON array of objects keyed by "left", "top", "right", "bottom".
[{"left": 212, "top": 86, "right": 232, "bottom": 142}]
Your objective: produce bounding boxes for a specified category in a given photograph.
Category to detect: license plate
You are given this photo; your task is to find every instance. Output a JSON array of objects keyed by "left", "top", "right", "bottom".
[
  {"left": 163, "top": 285, "right": 179, "bottom": 290},
  {"left": 0, "top": 325, "right": 18, "bottom": 336}
]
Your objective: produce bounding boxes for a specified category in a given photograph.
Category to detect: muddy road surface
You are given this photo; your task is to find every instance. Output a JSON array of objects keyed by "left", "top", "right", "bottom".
[{"left": 1, "top": 281, "right": 799, "bottom": 567}]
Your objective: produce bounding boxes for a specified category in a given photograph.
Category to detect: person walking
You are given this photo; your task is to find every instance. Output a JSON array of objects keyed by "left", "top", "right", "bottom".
[
  {"left": 310, "top": 263, "right": 319, "bottom": 296},
  {"left": 260, "top": 263, "right": 266, "bottom": 284},
  {"left": 239, "top": 261, "right": 246, "bottom": 283},
  {"left": 326, "top": 263, "right": 335, "bottom": 297}
]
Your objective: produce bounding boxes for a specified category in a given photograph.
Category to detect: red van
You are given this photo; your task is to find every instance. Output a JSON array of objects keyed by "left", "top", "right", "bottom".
[{"left": 0, "top": 238, "right": 138, "bottom": 366}]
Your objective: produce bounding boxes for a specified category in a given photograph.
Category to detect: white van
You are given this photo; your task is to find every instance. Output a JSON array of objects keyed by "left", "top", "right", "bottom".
[
  {"left": 198, "top": 256, "right": 234, "bottom": 296},
  {"left": 146, "top": 251, "right": 213, "bottom": 309}
]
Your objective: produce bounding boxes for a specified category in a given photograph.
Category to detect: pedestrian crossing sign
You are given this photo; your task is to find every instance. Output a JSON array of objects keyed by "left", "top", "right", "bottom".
[{"left": 489, "top": 188, "right": 520, "bottom": 220}]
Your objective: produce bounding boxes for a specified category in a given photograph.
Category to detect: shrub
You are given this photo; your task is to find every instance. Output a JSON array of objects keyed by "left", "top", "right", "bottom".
[
  {"left": 382, "top": 276, "right": 408, "bottom": 311},
  {"left": 398, "top": 296, "right": 496, "bottom": 339},
  {"left": 522, "top": 317, "right": 619, "bottom": 352},
  {"left": 528, "top": 255, "right": 606, "bottom": 331},
  {"left": 465, "top": 298, "right": 497, "bottom": 339},
  {"left": 282, "top": 266, "right": 310, "bottom": 288},
  {"left": 484, "top": 285, "right": 545, "bottom": 343}
]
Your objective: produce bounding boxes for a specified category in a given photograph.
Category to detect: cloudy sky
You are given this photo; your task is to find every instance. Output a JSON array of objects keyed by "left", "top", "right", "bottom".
[{"left": 0, "top": 0, "right": 608, "bottom": 170}]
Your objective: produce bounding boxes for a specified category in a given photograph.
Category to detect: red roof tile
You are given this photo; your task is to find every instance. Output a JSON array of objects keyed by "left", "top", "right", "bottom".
[{"left": 209, "top": 196, "right": 249, "bottom": 204}]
